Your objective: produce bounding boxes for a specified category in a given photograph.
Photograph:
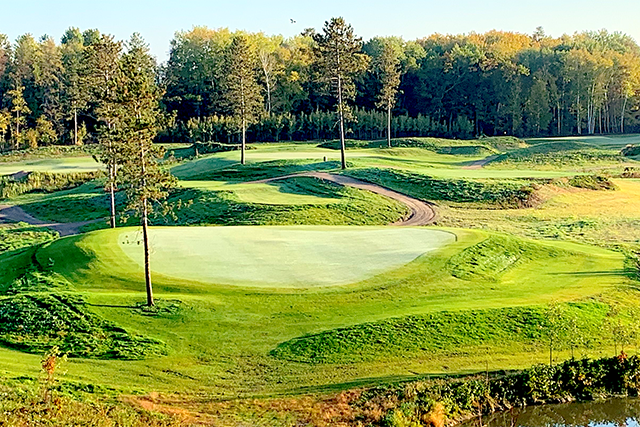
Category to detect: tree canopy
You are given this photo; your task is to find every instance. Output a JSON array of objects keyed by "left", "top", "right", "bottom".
[{"left": 1, "top": 24, "right": 640, "bottom": 151}]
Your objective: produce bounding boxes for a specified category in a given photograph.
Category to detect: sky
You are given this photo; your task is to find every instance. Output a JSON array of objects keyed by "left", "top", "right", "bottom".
[{"left": 4, "top": 0, "right": 640, "bottom": 61}]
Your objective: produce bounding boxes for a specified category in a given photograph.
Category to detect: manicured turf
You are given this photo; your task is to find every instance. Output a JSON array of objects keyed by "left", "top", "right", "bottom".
[
  {"left": 0, "top": 227, "right": 625, "bottom": 397},
  {"left": 2, "top": 138, "right": 640, "bottom": 402},
  {"left": 180, "top": 180, "right": 341, "bottom": 205},
  {"left": 118, "top": 226, "right": 456, "bottom": 287},
  {"left": 0, "top": 157, "right": 101, "bottom": 175}
]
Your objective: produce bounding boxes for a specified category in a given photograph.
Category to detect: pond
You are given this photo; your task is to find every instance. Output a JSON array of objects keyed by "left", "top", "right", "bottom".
[{"left": 463, "top": 398, "right": 640, "bottom": 427}]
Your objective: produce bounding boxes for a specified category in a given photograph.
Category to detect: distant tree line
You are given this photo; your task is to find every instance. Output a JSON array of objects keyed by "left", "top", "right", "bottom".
[{"left": 1, "top": 23, "right": 640, "bottom": 152}]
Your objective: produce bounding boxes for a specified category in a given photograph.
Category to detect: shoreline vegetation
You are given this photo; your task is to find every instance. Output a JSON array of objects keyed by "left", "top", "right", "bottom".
[{"left": 1, "top": 354, "right": 639, "bottom": 426}]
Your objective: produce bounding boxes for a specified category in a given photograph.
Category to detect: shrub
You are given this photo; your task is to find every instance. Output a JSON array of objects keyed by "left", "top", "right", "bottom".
[
  {"left": 356, "top": 355, "right": 640, "bottom": 426},
  {"left": 569, "top": 175, "right": 618, "bottom": 191},
  {"left": 621, "top": 145, "right": 640, "bottom": 157}
]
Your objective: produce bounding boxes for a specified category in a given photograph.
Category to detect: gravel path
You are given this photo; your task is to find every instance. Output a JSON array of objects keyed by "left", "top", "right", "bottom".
[
  {"left": 251, "top": 172, "right": 437, "bottom": 226},
  {"left": 0, "top": 204, "right": 103, "bottom": 236}
]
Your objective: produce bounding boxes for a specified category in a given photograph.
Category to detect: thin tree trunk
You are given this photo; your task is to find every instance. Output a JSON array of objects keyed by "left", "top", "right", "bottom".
[
  {"left": 338, "top": 75, "right": 346, "bottom": 170},
  {"left": 74, "top": 108, "right": 78, "bottom": 146},
  {"left": 241, "top": 117, "right": 246, "bottom": 165},
  {"left": 266, "top": 79, "right": 272, "bottom": 116},
  {"left": 387, "top": 103, "right": 392, "bottom": 148},
  {"left": 140, "top": 142, "right": 154, "bottom": 307},
  {"left": 142, "top": 200, "right": 153, "bottom": 306},
  {"left": 621, "top": 94, "right": 628, "bottom": 134},
  {"left": 577, "top": 95, "right": 581, "bottom": 135},
  {"left": 109, "top": 163, "right": 116, "bottom": 228}
]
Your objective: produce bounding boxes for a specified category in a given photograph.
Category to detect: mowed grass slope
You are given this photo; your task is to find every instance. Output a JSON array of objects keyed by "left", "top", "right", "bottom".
[
  {"left": 0, "top": 157, "right": 101, "bottom": 176},
  {"left": 0, "top": 226, "right": 628, "bottom": 396}
]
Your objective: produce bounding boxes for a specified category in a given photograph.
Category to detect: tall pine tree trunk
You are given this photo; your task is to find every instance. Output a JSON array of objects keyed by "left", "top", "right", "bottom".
[
  {"left": 241, "top": 117, "right": 246, "bottom": 165},
  {"left": 387, "top": 103, "right": 392, "bottom": 148},
  {"left": 109, "top": 163, "right": 116, "bottom": 228},
  {"left": 74, "top": 108, "right": 78, "bottom": 146},
  {"left": 338, "top": 75, "right": 346, "bottom": 170},
  {"left": 621, "top": 94, "right": 628, "bottom": 134},
  {"left": 140, "top": 144, "right": 154, "bottom": 307},
  {"left": 142, "top": 199, "right": 153, "bottom": 306}
]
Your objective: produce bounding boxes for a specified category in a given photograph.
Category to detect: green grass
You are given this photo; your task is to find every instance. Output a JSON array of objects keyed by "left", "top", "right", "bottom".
[
  {"left": 180, "top": 180, "right": 341, "bottom": 205},
  {"left": 118, "top": 226, "right": 455, "bottom": 287},
  {"left": 0, "top": 227, "right": 628, "bottom": 397},
  {"left": 3, "top": 137, "right": 640, "bottom": 406},
  {"left": 13, "top": 176, "right": 409, "bottom": 227},
  {"left": 343, "top": 167, "right": 538, "bottom": 207},
  {"left": 270, "top": 302, "right": 609, "bottom": 364},
  {"left": 526, "top": 134, "right": 640, "bottom": 149},
  {"left": 0, "top": 223, "right": 58, "bottom": 253},
  {"left": 491, "top": 141, "right": 626, "bottom": 168},
  {"left": 0, "top": 293, "right": 167, "bottom": 359},
  {"left": 0, "top": 157, "right": 101, "bottom": 176}
]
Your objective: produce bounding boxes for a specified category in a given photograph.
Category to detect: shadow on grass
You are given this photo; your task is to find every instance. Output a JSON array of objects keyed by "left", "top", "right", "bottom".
[
  {"left": 87, "top": 303, "right": 139, "bottom": 309},
  {"left": 269, "top": 368, "right": 520, "bottom": 398},
  {"left": 553, "top": 270, "right": 627, "bottom": 276}
]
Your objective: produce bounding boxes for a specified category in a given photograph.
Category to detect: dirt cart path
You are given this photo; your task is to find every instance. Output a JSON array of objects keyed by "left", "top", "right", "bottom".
[
  {"left": 251, "top": 172, "right": 437, "bottom": 226},
  {"left": 0, "top": 204, "right": 102, "bottom": 236}
]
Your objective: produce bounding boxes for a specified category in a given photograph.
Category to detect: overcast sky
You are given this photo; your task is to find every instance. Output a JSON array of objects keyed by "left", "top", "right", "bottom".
[{"left": 4, "top": 0, "right": 640, "bottom": 61}]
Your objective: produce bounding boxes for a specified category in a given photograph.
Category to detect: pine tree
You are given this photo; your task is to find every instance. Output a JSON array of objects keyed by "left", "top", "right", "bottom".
[
  {"left": 313, "top": 18, "right": 368, "bottom": 169},
  {"left": 224, "top": 35, "right": 263, "bottom": 165},
  {"left": 61, "top": 27, "right": 90, "bottom": 146},
  {"left": 374, "top": 42, "right": 401, "bottom": 148},
  {"left": 84, "top": 34, "right": 123, "bottom": 228},
  {"left": 7, "top": 84, "right": 30, "bottom": 149},
  {"left": 118, "top": 34, "right": 176, "bottom": 307}
]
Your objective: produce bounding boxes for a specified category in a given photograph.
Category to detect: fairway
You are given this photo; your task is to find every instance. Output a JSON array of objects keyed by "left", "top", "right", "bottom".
[
  {"left": 0, "top": 157, "right": 101, "bottom": 175},
  {"left": 117, "top": 226, "right": 456, "bottom": 287}
]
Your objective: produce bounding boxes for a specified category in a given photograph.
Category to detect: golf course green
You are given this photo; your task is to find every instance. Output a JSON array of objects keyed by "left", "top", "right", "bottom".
[
  {"left": 2, "top": 137, "right": 640, "bottom": 424},
  {"left": 117, "top": 226, "right": 456, "bottom": 287}
]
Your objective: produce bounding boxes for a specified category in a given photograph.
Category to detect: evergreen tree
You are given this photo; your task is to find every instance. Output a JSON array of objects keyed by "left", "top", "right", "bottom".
[
  {"left": 7, "top": 84, "right": 30, "bottom": 148},
  {"left": 61, "top": 27, "right": 89, "bottom": 145},
  {"left": 118, "top": 34, "right": 176, "bottom": 307},
  {"left": 224, "top": 34, "right": 263, "bottom": 165},
  {"left": 84, "top": 34, "right": 124, "bottom": 228},
  {"left": 313, "top": 17, "right": 368, "bottom": 169},
  {"left": 374, "top": 42, "right": 401, "bottom": 148}
]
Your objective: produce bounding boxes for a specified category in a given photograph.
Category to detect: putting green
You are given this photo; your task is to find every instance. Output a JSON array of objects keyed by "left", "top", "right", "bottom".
[{"left": 118, "top": 226, "right": 456, "bottom": 287}]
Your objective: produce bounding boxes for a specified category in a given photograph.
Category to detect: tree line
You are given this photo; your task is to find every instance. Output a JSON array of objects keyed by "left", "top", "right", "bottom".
[{"left": 2, "top": 22, "right": 640, "bottom": 156}]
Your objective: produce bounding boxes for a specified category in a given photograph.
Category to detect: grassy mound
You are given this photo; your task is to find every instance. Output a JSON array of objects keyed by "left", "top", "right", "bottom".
[
  {"left": 0, "top": 157, "right": 101, "bottom": 176},
  {"left": 178, "top": 159, "right": 341, "bottom": 181},
  {"left": 0, "top": 293, "right": 166, "bottom": 359},
  {"left": 157, "top": 178, "right": 408, "bottom": 226},
  {"left": 447, "top": 235, "right": 564, "bottom": 281},
  {"left": 0, "top": 224, "right": 57, "bottom": 254},
  {"left": 166, "top": 141, "right": 239, "bottom": 160},
  {"left": 568, "top": 174, "right": 618, "bottom": 191},
  {"left": 0, "top": 145, "right": 94, "bottom": 163},
  {"left": 270, "top": 303, "right": 608, "bottom": 363},
  {"left": 343, "top": 168, "right": 538, "bottom": 207},
  {"left": 318, "top": 136, "right": 525, "bottom": 153},
  {"left": 17, "top": 176, "right": 407, "bottom": 227},
  {"left": 492, "top": 142, "right": 624, "bottom": 166}
]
